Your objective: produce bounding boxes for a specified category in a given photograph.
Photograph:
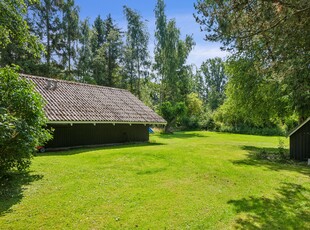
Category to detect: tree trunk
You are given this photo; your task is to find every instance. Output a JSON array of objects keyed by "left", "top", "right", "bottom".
[
  {"left": 46, "top": 11, "right": 51, "bottom": 76},
  {"left": 137, "top": 57, "right": 141, "bottom": 99}
]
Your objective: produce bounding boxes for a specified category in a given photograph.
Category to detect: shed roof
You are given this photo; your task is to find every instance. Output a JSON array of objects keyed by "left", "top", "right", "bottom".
[
  {"left": 288, "top": 117, "right": 310, "bottom": 137},
  {"left": 22, "top": 74, "right": 166, "bottom": 125}
]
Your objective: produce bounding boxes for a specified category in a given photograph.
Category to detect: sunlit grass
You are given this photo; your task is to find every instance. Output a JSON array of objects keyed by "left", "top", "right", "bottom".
[{"left": 1, "top": 131, "right": 309, "bottom": 229}]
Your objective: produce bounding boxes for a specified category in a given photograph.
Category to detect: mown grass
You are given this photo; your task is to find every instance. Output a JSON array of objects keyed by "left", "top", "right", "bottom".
[{"left": 0, "top": 131, "right": 309, "bottom": 229}]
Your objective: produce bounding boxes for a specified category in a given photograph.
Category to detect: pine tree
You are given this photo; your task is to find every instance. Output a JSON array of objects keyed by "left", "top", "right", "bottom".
[
  {"left": 76, "top": 18, "right": 93, "bottom": 83},
  {"left": 123, "top": 6, "right": 150, "bottom": 99},
  {"left": 102, "top": 15, "right": 123, "bottom": 87},
  {"left": 91, "top": 15, "right": 123, "bottom": 87},
  {"left": 91, "top": 15, "right": 105, "bottom": 55},
  {"left": 31, "top": 0, "right": 63, "bottom": 77},
  {"left": 59, "top": 0, "right": 79, "bottom": 79}
]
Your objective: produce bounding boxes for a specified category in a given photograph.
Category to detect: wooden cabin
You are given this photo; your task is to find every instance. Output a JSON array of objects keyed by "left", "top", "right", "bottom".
[{"left": 22, "top": 74, "right": 166, "bottom": 150}]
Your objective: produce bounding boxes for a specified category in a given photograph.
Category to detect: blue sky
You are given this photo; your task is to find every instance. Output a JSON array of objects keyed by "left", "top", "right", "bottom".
[{"left": 75, "top": 0, "right": 227, "bottom": 67}]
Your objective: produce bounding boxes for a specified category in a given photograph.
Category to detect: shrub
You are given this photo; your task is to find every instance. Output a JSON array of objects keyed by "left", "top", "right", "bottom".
[
  {"left": 198, "top": 111, "right": 219, "bottom": 131},
  {"left": 182, "top": 116, "right": 200, "bottom": 130},
  {"left": 217, "top": 123, "right": 285, "bottom": 136},
  {"left": 0, "top": 67, "right": 52, "bottom": 176}
]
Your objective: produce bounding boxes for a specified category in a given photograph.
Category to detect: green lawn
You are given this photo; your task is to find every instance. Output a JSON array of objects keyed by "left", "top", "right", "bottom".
[{"left": 1, "top": 131, "right": 309, "bottom": 229}]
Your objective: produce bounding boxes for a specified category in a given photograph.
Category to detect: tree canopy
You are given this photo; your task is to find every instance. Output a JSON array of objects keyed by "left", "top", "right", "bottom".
[{"left": 195, "top": 0, "right": 310, "bottom": 121}]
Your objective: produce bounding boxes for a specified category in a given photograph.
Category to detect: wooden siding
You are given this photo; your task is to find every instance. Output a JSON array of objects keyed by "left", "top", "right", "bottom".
[
  {"left": 45, "top": 124, "right": 149, "bottom": 149},
  {"left": 290, "top": 120, "right": 310, "bottom": 161}
]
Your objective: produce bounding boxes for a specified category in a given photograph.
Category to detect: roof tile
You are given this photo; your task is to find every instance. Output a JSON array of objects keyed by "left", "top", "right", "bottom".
[{"left": 21, "top": 74, "right": 166, "bottom": 124}]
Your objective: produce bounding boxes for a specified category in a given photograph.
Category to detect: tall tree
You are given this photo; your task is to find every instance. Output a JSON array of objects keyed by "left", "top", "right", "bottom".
[
  {"left": 31, "top": 0, "right": 63, "bottom": 77},
  {"left": 90, "top": 15, "right": 105, "bottom": 84},
  {"left": 59, "top": 0, "right": 79, "bottom": 78},
  {"left": 90, "top": 15, "right": 123, "bottom": 87},
  {"left": 200, "top": 58, "right": 227, "bottom": 110},
  {"left": 154, "top": 0, "right": 167, "bottom": 103},
  {"left": 92, "top": 44, "right": 108, "bottom": 85},
  {"left": 76, "top": 18, "right": 93, "bottom": 83},
  {"left": 195, "top": 0, "right": 310, "bottom": 121},
  {"left": 102, "top": 14, "right": 123, "bottom": 87},
  {"left": 192, "top": 67, "right": 206, "bottom": 102},
  {"left": 91, "top": 15, "right": 105, "bottom": 53},
  {"left": 154, "top": 0, "right": 195, "bottom": 103},
  {"left": 123, "top": 6, "right": 150, "bottom": 99}
]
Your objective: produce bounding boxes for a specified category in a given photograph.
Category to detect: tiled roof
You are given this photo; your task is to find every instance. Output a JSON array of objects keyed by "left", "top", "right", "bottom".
[{"left": 21, "top": 74, "right": 166, "bottom": 124}]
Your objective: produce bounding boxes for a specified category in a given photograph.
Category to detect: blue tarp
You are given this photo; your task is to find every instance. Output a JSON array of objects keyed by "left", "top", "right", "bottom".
[{"left": 148, "top": 127, "right": 154, "bottom": 134}]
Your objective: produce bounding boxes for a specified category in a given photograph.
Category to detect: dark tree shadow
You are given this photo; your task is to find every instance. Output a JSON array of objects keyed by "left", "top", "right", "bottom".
[
  {"left": 232, "top": 146, "right": 310, "bottom": 177},
  {"left": 242, "top": 146, "right": 290, "bottom": 162},
  {"left": 36, "top": 141, "right": 165, "bottom": 156},
  {"left": 228, "top": 183, "right": 310, "bottom": 229},
  {"left": 0, "top": 172, "right": 43, "bottom": 216}
]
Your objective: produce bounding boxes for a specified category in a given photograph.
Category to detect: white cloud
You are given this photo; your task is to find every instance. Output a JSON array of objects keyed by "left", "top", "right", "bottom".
[{"left": 187, "top": 44, "right": 229, "bottom": 67}]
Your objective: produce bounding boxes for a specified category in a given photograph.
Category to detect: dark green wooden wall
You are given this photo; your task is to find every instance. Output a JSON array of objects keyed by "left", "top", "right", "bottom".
[
  {"left": 45, "top": 123, "right": 149, "bottom": 148},
  {"left": 290, "top": 120, "right": 310, "bottom": 161}
]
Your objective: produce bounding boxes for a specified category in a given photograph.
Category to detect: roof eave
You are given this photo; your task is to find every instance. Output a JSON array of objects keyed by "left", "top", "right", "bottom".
[
  {"left": 47, "top": 120, "right": 167, "bottom": 125},
  {"left": 288, "top": 117, "right": 310, "bottom": 137}
]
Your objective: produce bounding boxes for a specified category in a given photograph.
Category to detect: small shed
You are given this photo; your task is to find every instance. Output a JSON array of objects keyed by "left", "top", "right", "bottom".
[
  {"left": 22, "top": 74, "right": 166, "bottom": 150},
  {"left": 289, "top": 117, "right": 310, "bottom": 161}
]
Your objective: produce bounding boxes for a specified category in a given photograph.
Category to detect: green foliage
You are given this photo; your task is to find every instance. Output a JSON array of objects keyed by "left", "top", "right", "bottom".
[
  {"left": 185, "top": 93, "right": 203, "bottom": 117},
  {"left": 92, "top": 44, "right": 108, "bottom": 85},
  {"left": 154, "top": 0, "right": 195, "bottom": 103},
  {"left": 283, "top": 114, "right": 299, "bottom": 133},
  {"left": 29, "top": 0, "right": 64, "bottom": 76},
  {"left": 215, "top": 57, "right": 289, "bottom": 128},
  {"left": 91, "top": 15, "right": 123, "bottom": 87},
  {"left": 159, "top": 101, "right": 186, "bottom": 133},
  {"left": 0, "top": 67, "right": 52, "bottom": 175},
  {"left": 76, "top": 18, "right": 93, "bottom": 83},
  {"left": 195, "top": 0, "right": 310, "bottom": 121},
  {"left": 91, "top": 15, "right": 105, "bottom": 52},
  {"left": 123, "top": 6, "right": 150, "bottom": 99},
  {"left": 0, "top": 0, "right": 43, "bottom": 70},
  {"left": 60, "top": 0, "right": 80, "bottom": 78},
  {"left": 197, "top": 111, "right": 218, "bottom": 131},
  {"left": 0, "top": 0, "right": 41, "bottom": 53},
  {"left": 199, "top": 58, "right": 227, "bottom": 110},
  {"left": 181, "top": 93, "right": 203, "bottom": 130},
  {"left": 188, "top": 58, "right": 227, "bottom": 131},
  {"left": 217, "top": 124, "right": 285, "bottom": 136}
]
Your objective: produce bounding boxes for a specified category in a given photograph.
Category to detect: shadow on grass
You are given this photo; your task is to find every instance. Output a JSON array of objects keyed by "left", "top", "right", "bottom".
[
  {"left": 37, "top": 141, "right": 165, "bottom": 157},
  {"left": 228, "top": 182, "right": 310, "bottom": 229},
  {"left": 0, "top": 172, "right": 43, "bottom": 216},
  {"left": 158, "top": 132, "right": 207, "bottom": 139},
  {"left": 232, "top": 146, "right": 310, "bottom": 177}
]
